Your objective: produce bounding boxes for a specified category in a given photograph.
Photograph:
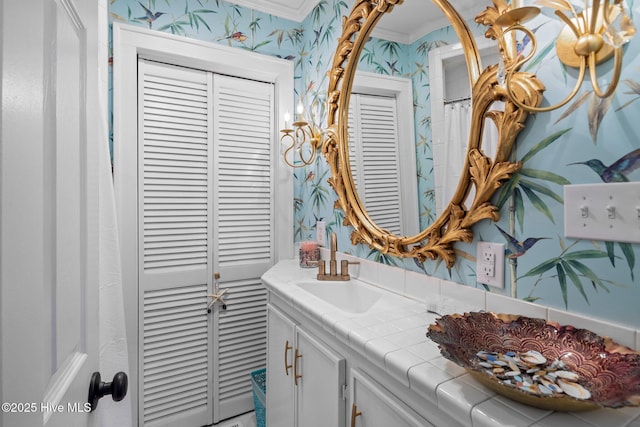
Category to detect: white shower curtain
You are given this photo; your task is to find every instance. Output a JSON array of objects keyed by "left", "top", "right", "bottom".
[
  {"left": 97, "top": 4, "right": 133, "bottom": 423},
  {"left": 98, "top": 131, "right": 133, "bottom": 426},
  {"left": 442, "top": 101, "right": 471, "bottom": 207},
  {"left": 442, "top": 100, "right": 501, "bottom": 209},
  {"left": 97, "top": 150, "right": 134, "bottom": 427}
]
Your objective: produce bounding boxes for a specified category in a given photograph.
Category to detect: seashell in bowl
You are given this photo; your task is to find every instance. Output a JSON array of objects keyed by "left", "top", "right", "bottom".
[{"left": 426, "top": 312, "right": 640, "bottom": 411}]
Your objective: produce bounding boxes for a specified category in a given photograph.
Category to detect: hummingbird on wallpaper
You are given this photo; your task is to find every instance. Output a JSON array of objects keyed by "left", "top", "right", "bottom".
[
  {"left": 495, "top": 225, "right": 548, "bottom": 259},
  {"left": 135, "top": 2, "right": 165, "bottom": 27},
  {"left": 569, "top": 148, "right": 640, "bottom": 183}
]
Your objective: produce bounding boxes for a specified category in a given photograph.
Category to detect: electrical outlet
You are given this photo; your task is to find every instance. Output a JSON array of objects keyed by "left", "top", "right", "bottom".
[
  {"left": 482, "top": 250, "right": 494, "bottom": 263},
  {"left": 316, "top": 220, "right": 326, "bottom": 247},
  {"left": 482, "top": 262, "right": 494, "bottom": 277},
  {"left": 476, "top": 241, "right": 505, "bottom": 288}
]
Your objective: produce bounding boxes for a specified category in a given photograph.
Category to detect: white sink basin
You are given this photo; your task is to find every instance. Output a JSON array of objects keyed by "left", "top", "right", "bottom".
[{"left": 296, "top": 280, "right": 383, "bottom": 314}]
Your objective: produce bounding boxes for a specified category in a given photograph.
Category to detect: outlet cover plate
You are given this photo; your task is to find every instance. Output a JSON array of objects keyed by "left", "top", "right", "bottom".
[{"left": 476, "top": 241, "right": 505, "bottom": 288}]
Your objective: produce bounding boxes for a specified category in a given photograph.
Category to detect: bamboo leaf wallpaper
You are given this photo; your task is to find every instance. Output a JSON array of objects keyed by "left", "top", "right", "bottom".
[{"left": 109, "top": 0, "right": 640, "bottom": 328}]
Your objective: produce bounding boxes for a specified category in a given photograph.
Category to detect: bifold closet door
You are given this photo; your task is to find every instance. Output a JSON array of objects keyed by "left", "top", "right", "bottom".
[
  {"left": 138, "top": 59, "right": 275, "bottom": 426},
  {"left": 211, "top": 74, "right": 275, "bottom": 423},
  {"left": 138, "top": 60, "right": 215, "bottom": 427}
]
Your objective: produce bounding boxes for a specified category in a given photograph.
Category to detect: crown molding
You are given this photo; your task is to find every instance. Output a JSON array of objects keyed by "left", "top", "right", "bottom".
[{"left": 224, "top": 0, "right": 320, "bottom": 22}]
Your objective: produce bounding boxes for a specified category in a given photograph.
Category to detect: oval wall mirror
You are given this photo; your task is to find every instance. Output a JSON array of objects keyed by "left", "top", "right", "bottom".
[{"left": 323, "top": 0, "right": 545, "bottom": 267}]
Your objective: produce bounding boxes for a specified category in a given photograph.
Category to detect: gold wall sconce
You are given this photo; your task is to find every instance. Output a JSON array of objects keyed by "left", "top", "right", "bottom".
[
  {"left": 280, "top": 101, "right": 324, "bottom": 168},
  {"left": 496, "top": 0, "right": 635, "bottom": 112}
]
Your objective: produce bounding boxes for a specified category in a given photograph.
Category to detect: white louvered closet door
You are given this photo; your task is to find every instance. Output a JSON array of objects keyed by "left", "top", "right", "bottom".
[
  {"left": 138, "top": 60, "right": 214, "bottom": 427},
  {"left": 138, "top": 61, "right": 275, "bottom": 426},
  {"left": 350, "top": 94, "right": 403, "bottom": 235},
  {"left": 212, "top": 75, "right": 274, "bottom": 423}
]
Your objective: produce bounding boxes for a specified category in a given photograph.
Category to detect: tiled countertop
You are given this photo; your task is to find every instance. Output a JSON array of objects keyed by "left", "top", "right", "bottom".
[{"left": 262, "top": 259, "right": 640, "bottom": 427}]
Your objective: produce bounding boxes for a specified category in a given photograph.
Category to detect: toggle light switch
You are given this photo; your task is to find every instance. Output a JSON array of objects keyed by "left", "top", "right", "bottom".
[
  {"left": 564, "top": 182, "right": 640, "bottom": 243},
  {"left": 580, "top": 205, "right": 588, "bottom": 218}
]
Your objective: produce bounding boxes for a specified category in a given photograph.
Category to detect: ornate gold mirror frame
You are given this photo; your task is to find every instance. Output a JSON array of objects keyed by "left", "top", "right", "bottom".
[{"left": 323, "top": 0, "right": 545, "bottom": 267}]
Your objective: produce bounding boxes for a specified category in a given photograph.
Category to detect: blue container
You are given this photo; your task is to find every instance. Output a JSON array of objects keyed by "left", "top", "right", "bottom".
[{"left": 250, "top": 368, "right": 266, "bottom": 427}]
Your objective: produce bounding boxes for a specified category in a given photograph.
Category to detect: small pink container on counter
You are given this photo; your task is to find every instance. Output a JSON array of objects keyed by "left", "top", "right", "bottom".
[{"left": 299, "top": 241, "right": 320, "bottom": 268}]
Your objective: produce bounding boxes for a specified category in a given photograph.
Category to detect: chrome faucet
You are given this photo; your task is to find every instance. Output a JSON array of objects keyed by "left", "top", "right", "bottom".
[{"left": 317, "top": 232, "right": 358, "bottom": 281}]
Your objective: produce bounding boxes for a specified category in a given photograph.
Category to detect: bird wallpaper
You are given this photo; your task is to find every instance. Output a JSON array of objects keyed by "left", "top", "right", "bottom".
[{"left": 109, "top": 0, "right": 640, "bottom": 328}]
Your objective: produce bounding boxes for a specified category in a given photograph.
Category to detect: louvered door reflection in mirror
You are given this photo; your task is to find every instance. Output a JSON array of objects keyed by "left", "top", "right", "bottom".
[
  {"left": 346, "top": 71, "right": 419, "bottom": 239},
  {"left": 349, "top": 94, "right": 402, "bottom": 236}
]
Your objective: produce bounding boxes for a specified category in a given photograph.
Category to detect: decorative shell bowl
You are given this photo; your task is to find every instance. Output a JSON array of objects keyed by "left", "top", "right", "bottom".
[{"left": 426, "top": 312, "right": 640, "bottom": 411}]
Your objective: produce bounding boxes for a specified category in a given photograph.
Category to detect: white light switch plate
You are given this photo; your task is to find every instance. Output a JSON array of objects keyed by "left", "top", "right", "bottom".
[{"left": 564, "top": 182, "right": 640, "bottom": 243}]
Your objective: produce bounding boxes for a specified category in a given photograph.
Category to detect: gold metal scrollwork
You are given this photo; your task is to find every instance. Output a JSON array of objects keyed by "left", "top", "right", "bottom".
[{"left": 323, "top": 0, "right": 544, "bottom": 267}]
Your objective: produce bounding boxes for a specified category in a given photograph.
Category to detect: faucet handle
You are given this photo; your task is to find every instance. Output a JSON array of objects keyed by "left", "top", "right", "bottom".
[
  {"left": 340, "top": 260, "right": 360, "bottom": 279},
  {"left": 317, "top": 260, "right": 326, "bottom": 280}
]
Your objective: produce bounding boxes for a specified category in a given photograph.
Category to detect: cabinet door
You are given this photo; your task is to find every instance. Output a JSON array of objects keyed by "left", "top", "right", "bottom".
[
  {"left": 296, "top": 328, "right": 346, "bottom": 427},
  {"left": 266, "top": 305, "right": 296, "bottom": 427},
  {"left": 350, "top": 370, "right": 432, "bottom": 427}
]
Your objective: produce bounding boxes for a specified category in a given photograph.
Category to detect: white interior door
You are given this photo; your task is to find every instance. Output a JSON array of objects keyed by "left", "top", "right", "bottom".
[{"left": 1, "top": 0, "right": 102, "bottom": 426}]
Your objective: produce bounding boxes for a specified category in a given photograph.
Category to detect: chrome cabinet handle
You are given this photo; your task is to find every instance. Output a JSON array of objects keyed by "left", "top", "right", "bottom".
[
  {"left": 293, "top": 348, "right": 303, "bottom": 385},
  {"left": 350, "top": 403, "right": 362, "bottom": 427},
  {"left": 284, "top": 340, "right": 293, "bottom": 376}
]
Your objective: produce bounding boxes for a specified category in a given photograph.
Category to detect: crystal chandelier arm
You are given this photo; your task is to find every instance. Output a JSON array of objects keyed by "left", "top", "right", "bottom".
[
  {"left": 281, "top": 132, "right": 298, "bottom": 168},
  {"left": 554, "top": 9, "right": 582, "bottom": 36},
  {"left": 295, "top": 124, "right": 317, "bottom": 166},
  {"left": 589, "top": 0, "right": 602, "bottom": 34},
  {"left": 503, "top": 25, "right": 587, "bottom": 113},
  {"left": 588, "top": 46, "right": 623, "bottom": 98},
  {"left": 506, "top": 57, "right": 586, "bottom": 112}
]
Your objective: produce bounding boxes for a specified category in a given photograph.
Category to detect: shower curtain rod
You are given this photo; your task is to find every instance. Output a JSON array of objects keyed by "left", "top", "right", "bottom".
[{"left": 444, "top": 96, "right": 471, "bottom": 105}]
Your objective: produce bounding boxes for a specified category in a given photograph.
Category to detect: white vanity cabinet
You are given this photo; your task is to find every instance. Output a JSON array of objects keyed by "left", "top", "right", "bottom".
[
  {"left": 349, "top": 370, "right": 433, "bottom": 427},
  {"left": 266, "top": 304, "right": 347, "bottom": 427}
]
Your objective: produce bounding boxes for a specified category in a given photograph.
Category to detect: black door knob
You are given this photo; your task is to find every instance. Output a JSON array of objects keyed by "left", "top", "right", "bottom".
[{"left": 87, "top": 371, "right": 128, "bottom": 412}]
